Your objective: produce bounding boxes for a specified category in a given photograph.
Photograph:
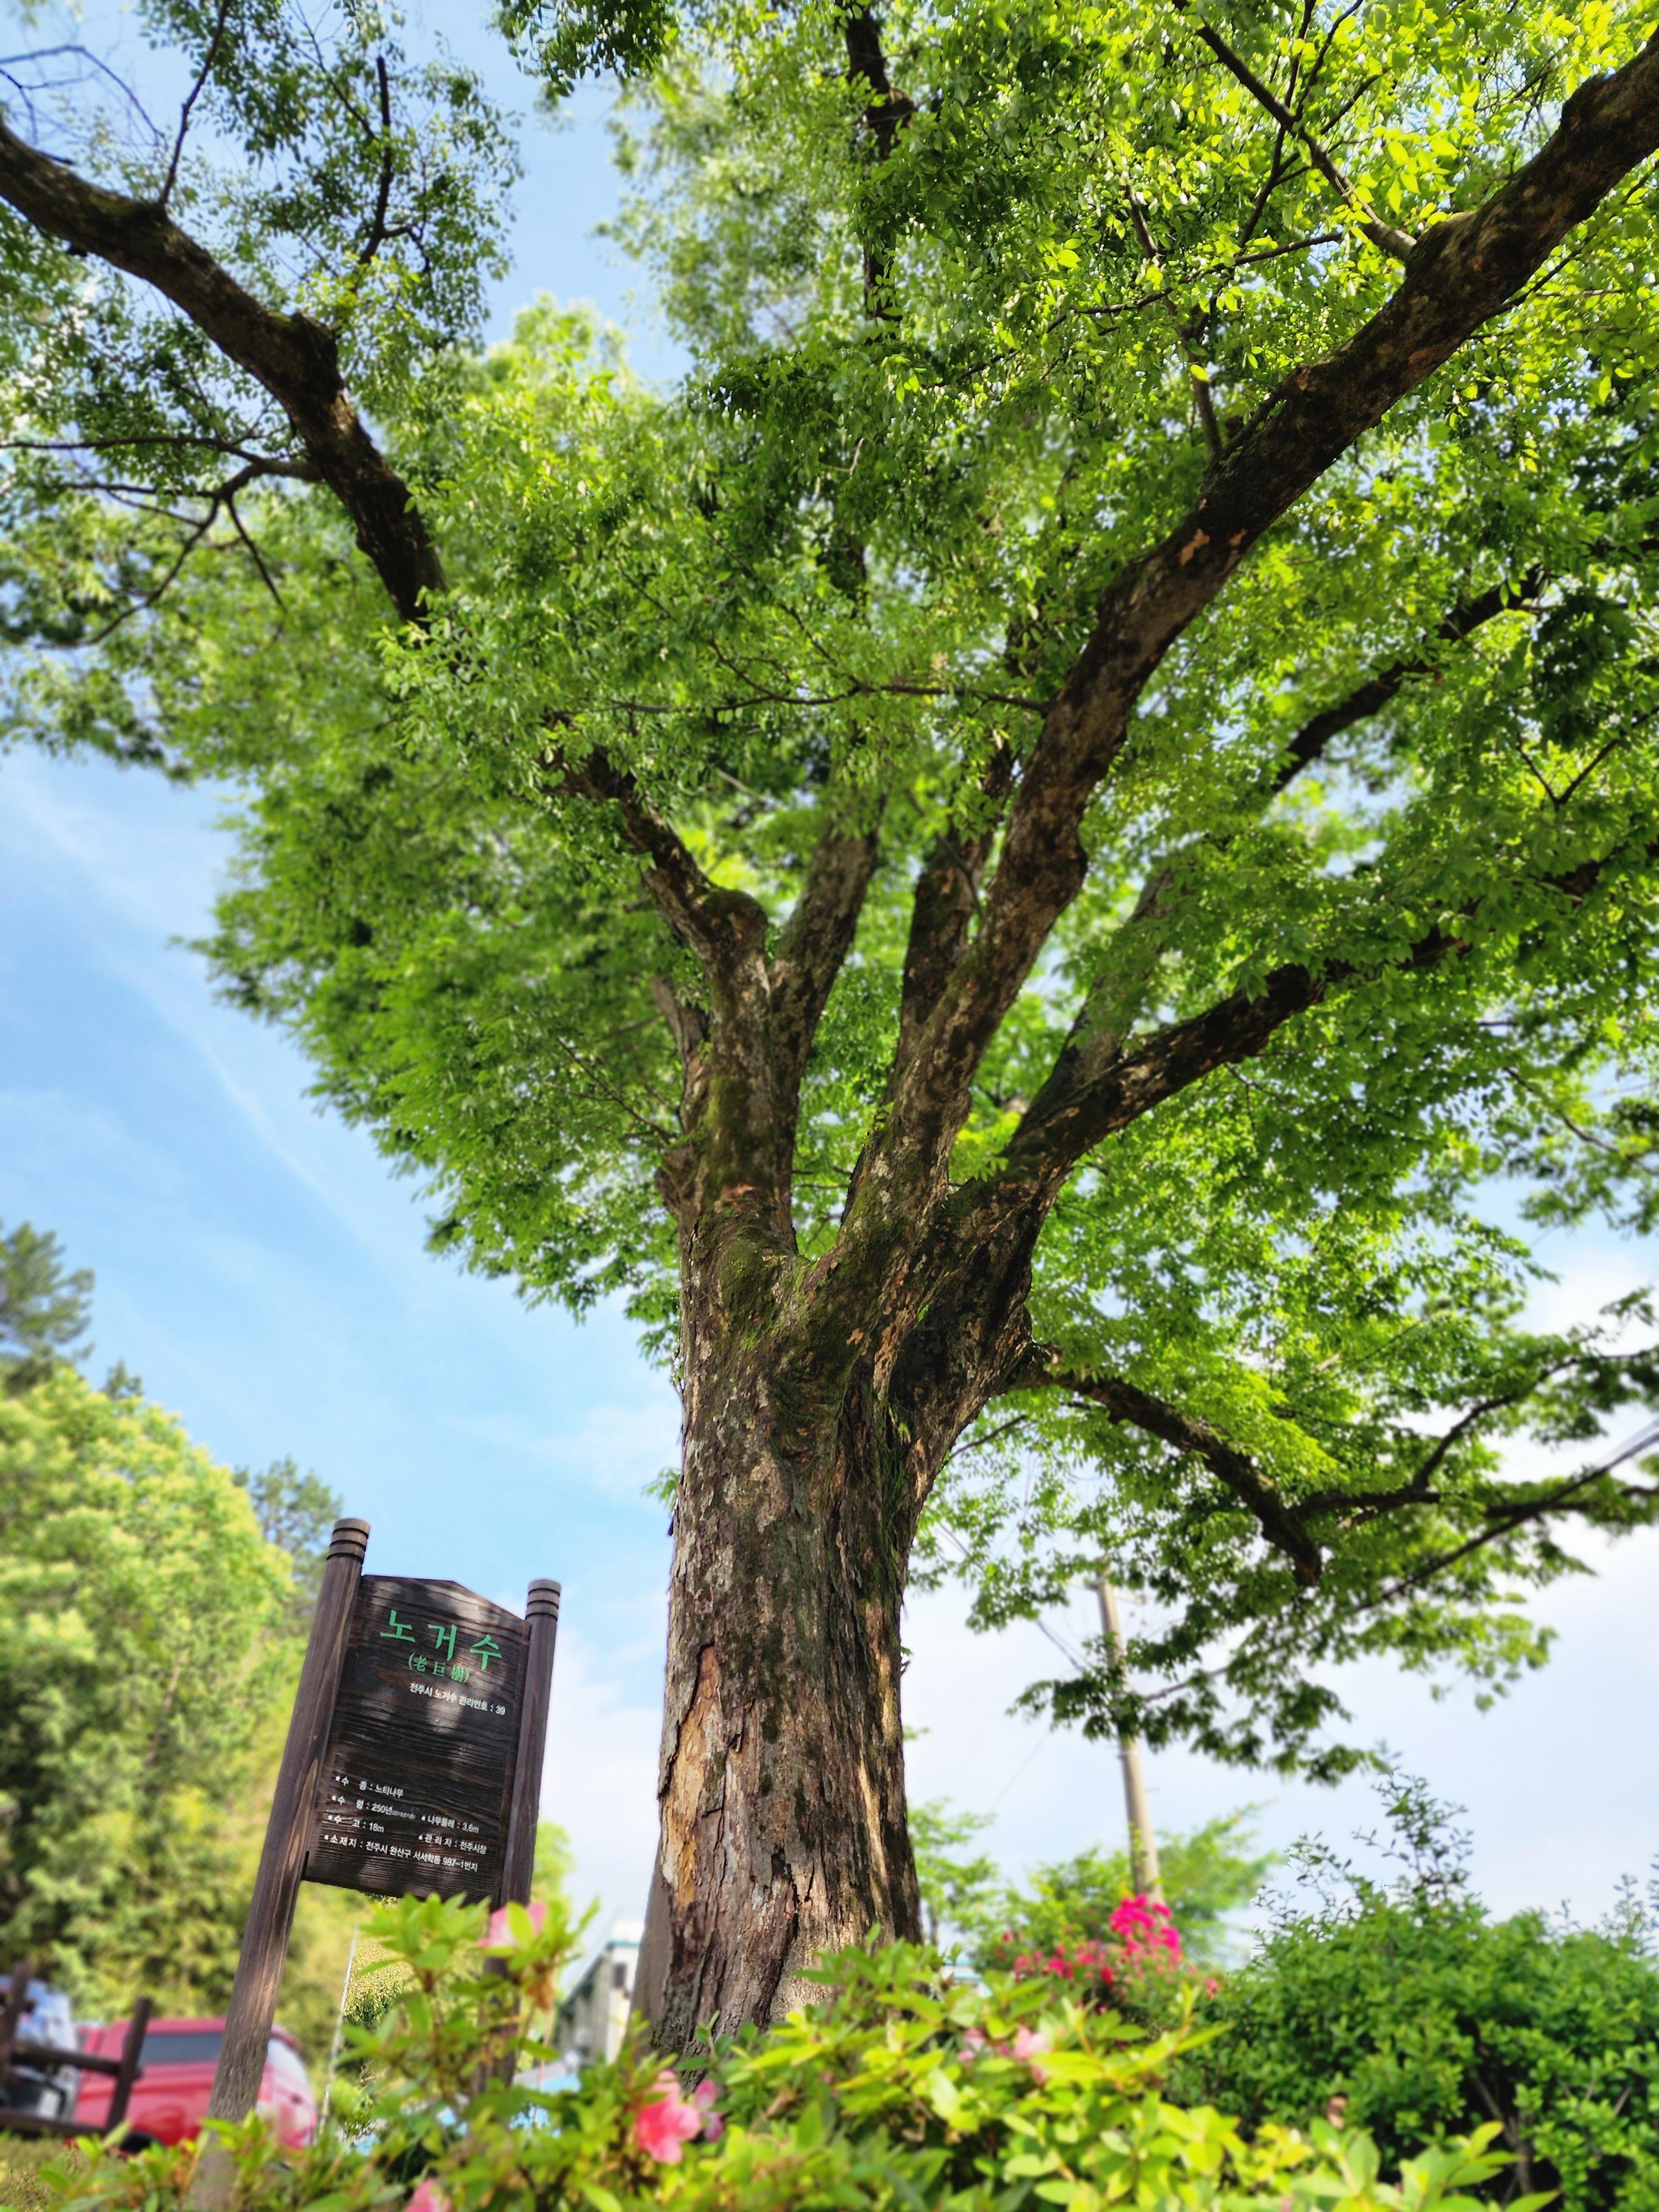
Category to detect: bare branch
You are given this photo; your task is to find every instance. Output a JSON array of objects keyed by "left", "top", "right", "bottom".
[
  {"left": 0, "top": 44, "right": 163, "bottom": 144},
  {"left": 159, "top": 0, "right": 232, "bottom": 211},
  {"left": 4, "top": 434, "right": 317, "bottom": 475}
]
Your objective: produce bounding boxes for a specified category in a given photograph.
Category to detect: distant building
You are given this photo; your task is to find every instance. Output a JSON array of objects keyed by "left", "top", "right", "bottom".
[{"left": 555, "top": 1919, "right": 643, "bottom": 2069}]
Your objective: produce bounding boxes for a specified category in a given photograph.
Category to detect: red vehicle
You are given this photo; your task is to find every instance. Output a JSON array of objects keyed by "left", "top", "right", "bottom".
[{"left": 74, "top": 2018, "right": 318, "bottom": 2148}]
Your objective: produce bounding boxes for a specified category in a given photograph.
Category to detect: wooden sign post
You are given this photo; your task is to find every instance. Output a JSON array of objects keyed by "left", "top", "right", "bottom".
[{"left": 190, "top": 1522, "right": 559, "bottom": 2209}]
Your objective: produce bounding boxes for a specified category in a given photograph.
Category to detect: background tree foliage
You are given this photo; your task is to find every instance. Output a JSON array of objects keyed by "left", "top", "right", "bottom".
[
  {"left": 913, "top": 1802, "right": 1274, "bottom": 1965},
  {"left": 1, "top": 1223, "right": 95, "bottom": 1396},
  {"left": 979, "top": 1817, "right": 1276, "bottom": 1971},
  {"left": 6, "top": 0, "right": 1659, "bottom": 2026},
  {"left": 1, "top": 1362, "right": 286, "bottom": 2008},
  {"left": 0, "top": 1223, "right": 334, "bottom": 2021}
]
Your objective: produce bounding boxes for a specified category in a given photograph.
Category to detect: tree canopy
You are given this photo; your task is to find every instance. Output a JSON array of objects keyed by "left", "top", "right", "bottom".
[{"left": 5, "top": 0, "right": 1659, "bottom": 2030}]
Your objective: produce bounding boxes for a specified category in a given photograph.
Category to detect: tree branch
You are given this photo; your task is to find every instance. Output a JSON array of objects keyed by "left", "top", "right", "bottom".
[
  {"left": 1004, "top": 1352, "right": 1659, "bottom": 1601},
  {"left": 158, "top": 0, "right": 231, "bottom": 211},
  {"left": 0, "top": 112, "right": 444, "bottom": 624},
  {"left": 1008, "top": 930, "right": 1448, "bottom": 1184},
  {"left": 558, "top": 745, "right": 804, "bottom": 1237},
  {"left": 1361, "top": 1417, "right": 1659, "bottom": 1611},
  {"left": 769, "top": 821, "right": 882, "bottom": 1093},
  {"left": 892, "top": 739, "right": 1016, "bottom": 1074},
  {"left": 1176, "top": 6, "right": 1417, "bottom": 261},
  {"left": 843, "top": 7, "right": 913, "bottom": 160},
  {"left": 1294, "top": 1381, "right": 1544, "bottom": 1520},
  {"left": 1273, "top": 568, "right": 1546, "bottom": 785},
  {"left": 553, "top": 743, "right": 767, "bottom": 980},
  {"left": 358, "top": 54, "right": 396, "bottom": 267},
  {"left": 843, "top": 7, "right": 914, "bottom": 314},
  {"left": 1127, "top": 192, "right": 1223, "bottom": 462},
  {"left": 854, "top": 37, "right": 1659, "bottom": 1240},
  {"left": 4, "top": 432, "right": 319, "bottom": 477},
  {"left": 1010, "top": 1348, "right": 1327, "bottom": 1584},
  {"left": 954, "top": 840, "right": 1628, "bottom": 1285},
  {"left": 1024, "top": 567, "right": 1547, "bottom": 1110}
]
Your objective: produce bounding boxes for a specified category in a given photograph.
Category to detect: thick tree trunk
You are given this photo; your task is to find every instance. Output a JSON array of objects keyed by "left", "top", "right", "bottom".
[{"left": 635, "top": 1333, "right": 927, "bottom": 2047}]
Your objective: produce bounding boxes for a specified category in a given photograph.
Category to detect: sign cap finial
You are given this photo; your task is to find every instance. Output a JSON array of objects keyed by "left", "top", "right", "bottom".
[{"left": 327, "top": 1519, "right": 371, "bottom": 1562}]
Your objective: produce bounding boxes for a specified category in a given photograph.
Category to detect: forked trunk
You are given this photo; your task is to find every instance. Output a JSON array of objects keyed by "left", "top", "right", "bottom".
[{"left": 634, "top": 1338, "right": 925, "bottom": 2046}]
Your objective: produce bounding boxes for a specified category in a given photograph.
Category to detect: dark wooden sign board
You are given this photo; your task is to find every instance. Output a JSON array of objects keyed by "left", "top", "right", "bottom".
[
  {"left": 190, "top": 1524, "right": 559, "bottom": 2211},
  {"left": 306, "top": 1576, "right": 529, "bottom": 1901}
]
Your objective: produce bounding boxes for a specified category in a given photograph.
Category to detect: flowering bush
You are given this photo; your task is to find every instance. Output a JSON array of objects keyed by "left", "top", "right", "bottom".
[
  {"left": 1110, "top": 1895, "right": 1184, "bottom": 1963},
  {"left": 983, "top": 1893, "right": 1196, "bottom": 2025},
  {"left": 38, "top": 1893, "right": 1548, "bottom": 2212}
]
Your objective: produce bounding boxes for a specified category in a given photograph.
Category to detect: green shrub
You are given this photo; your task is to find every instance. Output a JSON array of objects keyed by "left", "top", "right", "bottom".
[
  {"left": 1, "top": 2138, "right": 82, "bottom": 2212},
  {"left": 1186, "top": 1782, "right": 1659, "bottom": 2209},
  {"left": 44, "top": 1894, "right": 1541, "bottom": 2212}
]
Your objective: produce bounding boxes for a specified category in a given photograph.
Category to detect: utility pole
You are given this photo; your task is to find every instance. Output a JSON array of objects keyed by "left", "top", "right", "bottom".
[{"left": 1094, "top": 1576, "right": 1162, "bottom": 1900}]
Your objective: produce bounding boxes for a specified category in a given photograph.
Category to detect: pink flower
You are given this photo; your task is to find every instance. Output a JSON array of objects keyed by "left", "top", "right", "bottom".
[
  {"left": 1109, "top": 1895, "right": 1182, "bottom": 1963},
  {"left": 406, "top": 2183, "right": 450, "bottom": 2212},
  {"left": 959, "top": 2028, "right": 988, "bottom": 2064},
  {"left": 482, "top": 1899, "right": 549, "bottom": 1949},
  {"left": 691, "top": 2079, "right": 724, "bottom": 2142},
  {"left": 1011, "top": 2027, "right": 1051, "bottom": 2084},
  {"left": 635, "top": 2070, "right": 719, "bottom": 2164}
]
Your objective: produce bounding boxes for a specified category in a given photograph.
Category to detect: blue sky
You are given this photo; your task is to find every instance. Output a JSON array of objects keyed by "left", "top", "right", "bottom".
[{"left": 2, "top": 0, "right": 1655, "bottom": 1956}]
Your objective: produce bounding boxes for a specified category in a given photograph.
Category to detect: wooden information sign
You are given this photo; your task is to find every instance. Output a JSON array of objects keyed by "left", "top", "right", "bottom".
[
  {"left": 190, "top": 1524, "right": 561, "bottom": 2212},
  {"left": 305, "top": 1576, "right": 529, "bottom": 1900}
]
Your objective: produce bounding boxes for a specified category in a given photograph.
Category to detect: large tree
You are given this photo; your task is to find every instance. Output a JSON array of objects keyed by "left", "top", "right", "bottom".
[{"left": 4, "top": 0, "right": 1659, "bottom": 2046}]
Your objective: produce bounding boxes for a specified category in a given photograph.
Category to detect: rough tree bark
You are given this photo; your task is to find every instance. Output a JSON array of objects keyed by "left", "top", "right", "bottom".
[
  {"left": 4, "top": 15, "right": 1657, "bottom": 2051},
  {"left": 635, "top": 1045, "right": 1041, "bottom": 2043},
  {"left": 643, "top": 1343, "right": 922, "bottom": 2042}
]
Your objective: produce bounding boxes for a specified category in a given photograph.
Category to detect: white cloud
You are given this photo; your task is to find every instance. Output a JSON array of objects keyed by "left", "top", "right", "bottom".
[
  {"left": 458, "top": 1391, "right": 680, "bottom": 1500},
  {"left": 1521, "top": 1225, "right": 1652, "bottom": 1328}
]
